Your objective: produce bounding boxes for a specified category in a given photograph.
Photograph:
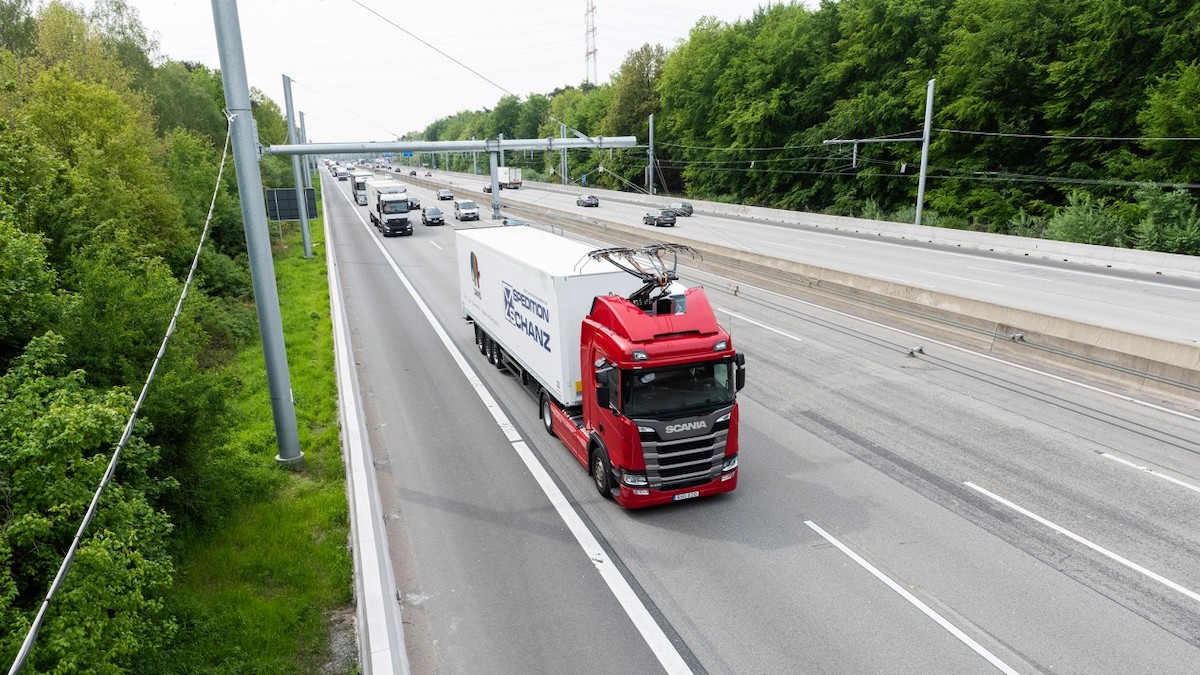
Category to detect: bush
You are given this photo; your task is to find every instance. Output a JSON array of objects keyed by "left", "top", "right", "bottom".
[
  {"left": 1046, "top": 191, "right": 1134, "bottom": 247},
  {"left": 1134, "top": 186, "right": 1200, "bottom": 255}
]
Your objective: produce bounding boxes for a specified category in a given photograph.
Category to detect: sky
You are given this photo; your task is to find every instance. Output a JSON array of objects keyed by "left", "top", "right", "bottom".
[{"left": 77, "top": 0, "right": 810, "bottom": 144}]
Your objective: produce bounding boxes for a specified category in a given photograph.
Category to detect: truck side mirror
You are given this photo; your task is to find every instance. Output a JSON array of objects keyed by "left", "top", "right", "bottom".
[{"left": 734, "top": 353, "right": 746, "bottom": 391}]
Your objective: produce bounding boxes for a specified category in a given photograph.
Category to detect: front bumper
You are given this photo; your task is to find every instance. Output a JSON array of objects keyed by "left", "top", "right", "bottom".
[{"left": 614, "top": 468, "right": 737, "bottom": 508}]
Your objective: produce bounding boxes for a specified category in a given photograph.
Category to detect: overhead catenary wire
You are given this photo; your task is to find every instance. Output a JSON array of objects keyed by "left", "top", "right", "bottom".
[
  {"left": 348, "top": 0, "right": 601, "bottom": 147},
  {"left": 936, "top": 128, "right": 1200, "bottom": 142},
  {"left": 7, "top": 119, "right": 235, "bottom": 675}
]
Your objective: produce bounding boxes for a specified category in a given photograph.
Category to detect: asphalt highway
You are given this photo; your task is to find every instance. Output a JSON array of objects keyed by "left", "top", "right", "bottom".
[{"left": 323, "top": 169, "right": 1200, "bottom": 674}]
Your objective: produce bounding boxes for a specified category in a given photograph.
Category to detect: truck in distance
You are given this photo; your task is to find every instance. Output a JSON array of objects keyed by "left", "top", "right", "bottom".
[
  {"left": 457, "top": 227, "right": 745, "bottom": 508},
  {"left": 496, "top": 166, "right": 522, "bottom": 189},
  {"left": 366, "top": 179, "right": 411, "bottom": 236},
  {"left": 349, "top": 169, "right": 373, "bottom": 205}
]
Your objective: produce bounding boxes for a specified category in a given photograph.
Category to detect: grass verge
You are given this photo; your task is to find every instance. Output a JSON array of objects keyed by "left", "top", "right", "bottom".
[{"left": 148, "top": 200, "right": 355, "bottom": 674}]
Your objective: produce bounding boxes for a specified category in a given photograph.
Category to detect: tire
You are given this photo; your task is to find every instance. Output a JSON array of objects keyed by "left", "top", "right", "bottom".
[
  {"left": 492, "top": 343, "right": 504, "bottom": 369},
  {"left": 483, "top": 334, "right": 494, "bottom": 362},
  {"left": 591, "top": 447, "right": 614, "bottom": 499},
  {"left": 475, "top": 326, "right": 486, "bottom": 355},
  {"left": 539, "top": 390, "right": 556, "bottom": 437}
]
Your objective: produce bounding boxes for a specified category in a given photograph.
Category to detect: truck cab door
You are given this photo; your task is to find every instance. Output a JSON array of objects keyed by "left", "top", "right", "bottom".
[{"left": 589, "top": 350, "right": 632, "bottom": 475}]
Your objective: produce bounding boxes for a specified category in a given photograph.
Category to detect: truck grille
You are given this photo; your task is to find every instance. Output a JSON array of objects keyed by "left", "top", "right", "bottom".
[{"left": 638, "top": 427, "right": 728, "bottom": 490}]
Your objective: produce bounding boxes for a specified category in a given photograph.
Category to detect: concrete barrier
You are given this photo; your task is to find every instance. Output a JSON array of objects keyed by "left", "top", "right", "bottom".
[
  {"left": 522, "top": 179, "right": 1200, "bottom": 281},
  {"left": 503, "top": 199, "right": 1200, "bottom": 406}
]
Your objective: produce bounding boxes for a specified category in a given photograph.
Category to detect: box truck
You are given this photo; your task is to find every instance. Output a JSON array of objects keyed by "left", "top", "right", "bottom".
[
  {"left": 349, "top": 169, "right": 373, "bottom": 205},
  {"left": 497, "top": 166, "right": 522, "bottom": 189},
  {"left": 367, "top": 179, "right": 411, "bottom": 236},
  {"left": 457, "top": 226, "right": 745, "bottom": 508}
]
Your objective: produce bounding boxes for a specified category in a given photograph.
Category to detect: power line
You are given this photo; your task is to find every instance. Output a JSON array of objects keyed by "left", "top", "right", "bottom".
[
  {"left": 290, "top": 78, "right": 401, "bottom": 140},
  {"left": 7, "top": 120, "right": 235, "bottom": 675},
  {"left": 936, "top": 128, "right": 1200, "bottom": 142}
]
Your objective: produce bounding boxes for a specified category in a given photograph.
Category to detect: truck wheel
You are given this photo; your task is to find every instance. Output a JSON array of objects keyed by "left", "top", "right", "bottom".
[
  {"left": 483, "top": 335, "right": 494, "bottom": 362},
  {"left": 539, "top": 391, "right": 556, "bottom": 437},
  {"left": 591, "top": 447, "right": 613, "bottom": 499},
  {"left": 475, "top": 326, "right": 486, "bottom": 355},
  {"left": 492, "top": 344, "right": 504, "bottom": 369}
]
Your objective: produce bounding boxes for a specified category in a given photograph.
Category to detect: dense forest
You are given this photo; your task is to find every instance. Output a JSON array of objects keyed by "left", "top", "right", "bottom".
[
  {"left": 0, "top": 0, "right": 313, "bottom": 670},
  {"left": 419, "top": 0, "right": 1200, "bottom": 254}
]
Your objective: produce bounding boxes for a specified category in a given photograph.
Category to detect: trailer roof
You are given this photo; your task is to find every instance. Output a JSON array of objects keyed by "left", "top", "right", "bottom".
[{"left": 459, "top": 226, "right": 625, "bottom": 278}]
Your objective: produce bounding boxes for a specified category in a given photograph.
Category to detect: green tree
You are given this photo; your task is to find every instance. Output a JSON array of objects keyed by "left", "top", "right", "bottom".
[
  {"left": 1138, "top": 61, "right": 1200, "bottom": 184},
  {"left": 0, "top": 219, "right": 58, "bottom": 361},
  {"left": 19, "top": 67, "right": 190, "bottom": 266},
  {"left": 0, "top": 0, "right": 36, "bottom": 56},
  {"left": 0, "top": 333, "right": 176, "bottom": 671},
  {"left": 489, "top": 94, "right": 521, "bottom": 139}
]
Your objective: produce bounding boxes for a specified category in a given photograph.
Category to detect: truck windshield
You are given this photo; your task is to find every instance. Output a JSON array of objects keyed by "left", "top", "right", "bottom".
[
  {"left": 382, "top": 201, "right": 409, "bottom": 214},
  {"left": 621, "top": 359, "right": 735, "bottom": 417}
]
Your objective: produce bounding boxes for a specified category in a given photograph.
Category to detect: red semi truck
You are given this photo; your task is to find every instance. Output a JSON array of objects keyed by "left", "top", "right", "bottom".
[{"left": 457, "top": 226, "right": 744, "bottom": 508}]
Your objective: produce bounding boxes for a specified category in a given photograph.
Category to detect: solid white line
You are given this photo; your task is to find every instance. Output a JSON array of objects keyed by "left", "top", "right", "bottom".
[
  {"left": 429, "top": 241, "right": 442, "bottom": 250},
  {"left": 804, "top": 521, "right": 1020, "bottom": 675},
  {"left": 1100, "top": 454, "right": 1200, "bottom": 495},
  {"left": 334, "top": 187, "right": 693, "bottom": 674},
  {"left": 721, "top": 310, "right": 803, "bottom": 342},
  {"left": 694, "top": 272, "right": 1200, "bottom": 425},
  {"left": 964, "top": 482, "right": 1200, "bottom": 604},
  {"left": 923, "top": 271, "right": 1007, "bottom": 288}
]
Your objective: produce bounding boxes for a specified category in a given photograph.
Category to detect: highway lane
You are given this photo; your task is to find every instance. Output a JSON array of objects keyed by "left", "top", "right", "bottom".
[
  {"left": 324, "top": 175, "right": 669, "bottom": 673},
  {"left": 322, "top": 170, "right": 1200, "bottom": 673},
  {"left": 416, "top": 172, "right": 1200, "bottom": 346}
]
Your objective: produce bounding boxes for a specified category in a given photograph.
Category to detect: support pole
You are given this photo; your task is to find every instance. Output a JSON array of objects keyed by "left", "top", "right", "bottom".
[
  {"left": 281, "top": 75, "right": 312, "bottom": 258},
  {"left": 915, "top": 78, "right": 935, "bottom": 227},
  {"left": 489, "top": 150, "right": 501, "bottom": 220},
  {"left": 212, "top": 0, "right": 303, "bottom": 468},
  {"left": 648, "top": 113, "right": 655, "bottom": 196},
  {"left": 299, "top": 111, "right": 312, "bottom": 189},
  {"left": 560, "top": 123, "right": 568, "bottom": 186},
  {"left": 498, "top": 133, "right": 505, "bottom": 167}
]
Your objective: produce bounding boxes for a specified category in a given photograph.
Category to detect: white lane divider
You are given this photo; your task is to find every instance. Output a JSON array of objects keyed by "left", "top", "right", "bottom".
[
  {"left": 1101, "top": 454, "right": 1200, "bottom": 495},
  {"left": 335, "top": 187, "right": 694, "bottom": 674},
  {"left": 804, "top": 521, "right": 1020, "bottom": 675},
  {"left": 720, "top": 309, "right": 804, "bottom": 342},
  {"left": 965, "top": 482, "right": 1200, "bottom": 604}
]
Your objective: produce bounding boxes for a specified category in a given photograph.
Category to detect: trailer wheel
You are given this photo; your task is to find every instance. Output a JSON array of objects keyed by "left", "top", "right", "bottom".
[
  {"left": 591, "top": 447, "right": 613, "bottom": 499},
  {"left": 539, "top": 391, "right": 556, "bottom": 437},
  {"left": 483, "top": 335, "right": 494, "bottom": 362},
  {"left": 475, "top": 326, "right": 486, "bottom": 355},
  {"left": 492, "top": 343, "right": 504, "bottom": 369}
]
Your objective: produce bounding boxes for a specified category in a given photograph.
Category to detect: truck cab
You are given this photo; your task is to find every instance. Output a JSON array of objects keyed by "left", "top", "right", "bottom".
[{"left": 576, "top": 287, "right": 743, "bottom": 507}]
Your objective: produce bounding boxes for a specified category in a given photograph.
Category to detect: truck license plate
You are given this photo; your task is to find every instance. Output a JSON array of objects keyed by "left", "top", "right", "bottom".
[{"left": 673, "top": 490, "right": 700, "bottom": 502}]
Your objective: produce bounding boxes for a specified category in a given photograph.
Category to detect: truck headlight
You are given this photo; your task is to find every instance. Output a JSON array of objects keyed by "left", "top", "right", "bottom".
[
  {"left": 622, "top": 470, "right": 648, "bottom": 487},
  {"left": 722, "top": 455, "right": 738, "bottom": 472},
  {"left": 716, "top": 412, "right": 731, "bottom": 424}
]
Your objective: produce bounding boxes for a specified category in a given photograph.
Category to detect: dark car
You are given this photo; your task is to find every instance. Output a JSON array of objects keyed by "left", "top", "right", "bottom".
[
  {"left": 576, "top": 194, "right": 599, "bottom": 207},
  {"left": 409, "top": 170, "right": 418, "bottom": 176},
  {"left": 421, "top": 206, "right": 444, "bottom": 226},
  {"left": 643, "top": 209, "right": 676, "bottom": 227},
  {"left": 436, "top": 188, "right": 453, "bottom": 200},
  {"left": 668, "top": 201, "right": 693, "bottom": 217},
  {"left": 483, "top": 184, "right": 503, "bottom": 193}
]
